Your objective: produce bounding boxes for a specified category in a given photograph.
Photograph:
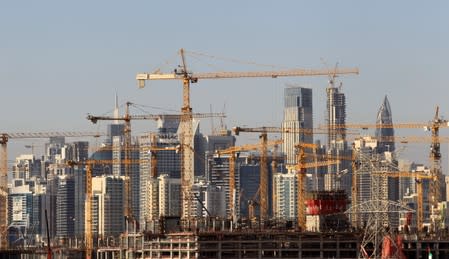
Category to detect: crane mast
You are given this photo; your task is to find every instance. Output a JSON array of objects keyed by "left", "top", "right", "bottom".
[
  {"left": 259, "top": 133, "right": 269, "bottom": 224},
  {"left": 0, "top": 134, "right": 7, "bottom": 249},
  {"left": 429, "top": 106, "right": 448, "bottom": 230},
  {"left": 123, "top": 102, "right": 132, "bottom": 221}
]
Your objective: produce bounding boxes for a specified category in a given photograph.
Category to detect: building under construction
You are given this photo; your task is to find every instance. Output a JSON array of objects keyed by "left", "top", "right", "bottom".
[{"left": 93, "top": 224, "right": 449, "bottom": 259}]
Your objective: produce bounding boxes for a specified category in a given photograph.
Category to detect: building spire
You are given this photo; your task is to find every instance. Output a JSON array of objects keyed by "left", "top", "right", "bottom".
[
  {"left": 114, "top": 93, "right": 120, "bottom": 124},
  {"left": 375, "top": 95, "right": 395, "bottom": 153}
]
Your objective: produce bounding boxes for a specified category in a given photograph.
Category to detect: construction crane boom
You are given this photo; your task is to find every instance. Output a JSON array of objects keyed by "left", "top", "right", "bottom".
[
  {"left": 233, "top": 126, "right": 356, "bottom": 136},
  {"left": 319, "top": 122, "right": 449, "bottom": 129},
  {"left": 87, "top": 112, "right": 225, "bottom": 123},
  {"left": 136, "top": 68, "right": 359, "bottom": 83}
]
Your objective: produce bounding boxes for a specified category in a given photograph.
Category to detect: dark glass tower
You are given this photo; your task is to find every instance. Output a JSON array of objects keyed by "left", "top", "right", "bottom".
[{"left": 375, "top": 95, "right": 395, "bottom": 153}]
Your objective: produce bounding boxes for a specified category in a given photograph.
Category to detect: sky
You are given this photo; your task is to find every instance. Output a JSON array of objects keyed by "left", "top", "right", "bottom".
[{"left": 1, "top": 1, "right": 448, "bottom": 169}]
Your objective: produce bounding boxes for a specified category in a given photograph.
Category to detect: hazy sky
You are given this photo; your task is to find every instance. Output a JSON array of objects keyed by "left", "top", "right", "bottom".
[{"left": 1, "top": 1, "right": 448, "bottom": 168}]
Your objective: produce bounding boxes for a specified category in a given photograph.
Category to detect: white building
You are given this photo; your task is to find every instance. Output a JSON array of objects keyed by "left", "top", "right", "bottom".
[
  {"left": 272, "top": 172, "right": 297, "bottom": 220},
  {"left": 158, "top": 174, "right": 181, "bottom": 217}
]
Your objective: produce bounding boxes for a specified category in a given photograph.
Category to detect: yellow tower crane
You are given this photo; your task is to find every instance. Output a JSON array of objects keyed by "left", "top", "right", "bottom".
[
  {"left": 87, "top": 101, "right": 225, "bottom": 222},
  {"left": 215, "top": 139, "right": 283, "bottom": 221},
  {"left": 137, "top": 49, "right": 358, "bottom": 220},
  {"left": 0, "top": 131, "right": 102, "bottom": 250},
  {"left": 288, "top": 143, "right": 340, "bottom": 230}
]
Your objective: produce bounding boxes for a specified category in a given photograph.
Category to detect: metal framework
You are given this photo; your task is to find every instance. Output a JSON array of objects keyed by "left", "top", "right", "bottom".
[{"left": 346, "top": 200, "right": 413, "bottom": 259}]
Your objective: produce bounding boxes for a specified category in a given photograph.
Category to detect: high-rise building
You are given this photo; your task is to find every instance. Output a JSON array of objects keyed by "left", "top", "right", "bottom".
[
  {"left": 158, "top": 174, "right": 181, "bottom": 217},
  {"left": 43, "top": 173, "right": 59, "bottom": 239},
  {"left": 375, "top": 95, "right": 395, "bottom": 153},
  {"left": 208, "top": 154, "right": 242, "bottom": 219},
  {"left": 12, "top": 154, "right": 42, "bottom": 180},
  {"left": 112, "top": 136, "right": 140, "bottom": 222},
  {"left": 139, "top": 127, "right": 181, "bottom": 228},
  {"left": 55, "top": 174, "right": 75, "bottom": 239},
  {"left": 272, "top": 172, "right": 297, "bottom": 220},
  {"left": 65, "top": 141, "right": 89, "bottom": 162},
  {"left": 74, "top": 166, "right": 86, "bottom": 239},
  {"left": 140, "top": 116, "right": 218, "bottom": 227},
  {"left": 353, "top": 136, "right": 400, "bottom": 228},
  {"left": 326, "top": 86, "right": 346, "bottom": 147},
  {"left": 203, "top": 184, "right": 226, "bottom": 218},
  {"left": 8, "top": 179, "right": 33, "bottom": 238},
  {"left": 282, "top": 86, "right": 313, "bottom": 165},
  {"left": 45, "top": 136, "right": 66, "bottom": 163},
  {"left": 92, "top": 175, "right": 125, "bottom": 237},
  {"left": 326, "top": 85, "right": 352, "bottom": 196}
]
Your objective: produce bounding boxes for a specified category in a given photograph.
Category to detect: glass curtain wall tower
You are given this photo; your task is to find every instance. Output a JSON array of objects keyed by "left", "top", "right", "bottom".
[
  {"left": 375, "top": 95, "right": 395, "bottom": 153},
  {"left": 282, "top": 87, "right": 313, "bottom": 165}
]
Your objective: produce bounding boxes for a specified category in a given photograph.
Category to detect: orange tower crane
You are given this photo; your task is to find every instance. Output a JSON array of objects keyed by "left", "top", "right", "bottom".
[
  {"left": 137, "top": 48, "right": 359, "bottom": 220},
  {"left": 215, "top": 139, "right": 283, "bottom": 221},
  {"left": 0, "top": 131, "right": 102, "bottom": 250}
]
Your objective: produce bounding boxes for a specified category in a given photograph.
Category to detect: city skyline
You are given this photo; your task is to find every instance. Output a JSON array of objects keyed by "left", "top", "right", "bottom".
[{"left": 1, "top": 1, "right": 448, "bottom": 169}]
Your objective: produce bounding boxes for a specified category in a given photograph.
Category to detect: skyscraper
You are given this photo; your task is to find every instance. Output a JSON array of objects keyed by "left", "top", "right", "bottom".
[
  {"left": 326, "top": 85, "right": 351, "bottom": 195},
  {"left": 282, "top": 86, "right": 313, "bottom": 165},
  {"left": 272, "top": 172, "right": 297, "bottom": 220},
  {"left": 55, "top": 175, "right": 75, "bottom": 239},
  {"left": 112, "top": 136, "right": 140, "bottom": 222},
  {"left": 92, "top": 175, "right": 125, "bottom": 237},
  {"left": 326, "top": 86, "right": 346, "bottom": 148},
  {"left": 375, "top": 95, "right": 395, "bottom": 153}
]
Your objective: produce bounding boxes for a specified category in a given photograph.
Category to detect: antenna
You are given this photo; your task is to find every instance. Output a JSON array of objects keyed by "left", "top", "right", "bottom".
[{"left": 209, "top": 104, "right": 216, "bottom": 135}]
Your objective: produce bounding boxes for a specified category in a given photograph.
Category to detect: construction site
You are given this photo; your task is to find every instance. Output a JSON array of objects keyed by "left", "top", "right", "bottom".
[{"left": 1, "top": 49, "right": 449, "bottom": 259}]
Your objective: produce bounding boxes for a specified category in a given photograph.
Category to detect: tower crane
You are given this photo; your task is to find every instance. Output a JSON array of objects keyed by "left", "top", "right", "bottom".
[
  {"left": 137, "top": 48, "right": 359, "bottom": 220},
  {"left": 215, "top": 139, "right": 283, "bottom": 221},
  {"left": 86, "top": 101, "right": 225, "bottom": 221},
  {"left": 248, "top": 188, "right": 260, "bottom": 225},
  {"left": 0, "top": 131, "right": 103, "bottom": 250},
  {"left": 67, "top": 158, "right": 139, "bottom": 259},
  {"left": 290, "top": 143, "right": 340, "bottom": 230},
  {"left": 232, "top": 126, "right": 343, "bottom": 223}
]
